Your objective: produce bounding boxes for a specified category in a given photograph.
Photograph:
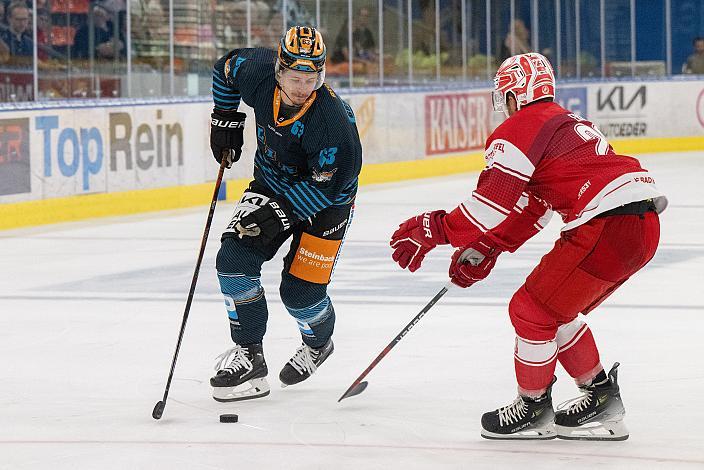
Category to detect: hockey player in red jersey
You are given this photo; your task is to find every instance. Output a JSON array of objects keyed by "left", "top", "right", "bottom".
[{"left": 390, "top": 52, "right": 667, "bottom": 440}]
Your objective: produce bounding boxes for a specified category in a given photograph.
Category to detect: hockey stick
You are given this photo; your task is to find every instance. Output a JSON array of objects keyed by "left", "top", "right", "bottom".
[
  {"left": 338, "top": 281, "right": 453, "bottom": 402},
  {"left": 152, "top": 159, "right": 227, "bottom": 420}
]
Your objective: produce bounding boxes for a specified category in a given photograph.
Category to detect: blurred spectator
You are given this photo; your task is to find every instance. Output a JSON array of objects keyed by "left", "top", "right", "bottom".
[
  {"left": 498, "top": 18, "right": 531, "bottom": 63},
  {"left": 0, "top": 2, "right": 7, "bottom": 32},
  {"left": 35, "top": 8, "right": 55, "bottom": 61},
  {"left": 0, "top": 40, "right": 8, "bottom": 66},
  {"left": 72, "top": 4, "right": 124, "bottom": 60},
  {"left": 131, "top": 0, "right": 169, "bottom": 68},
  {"left": 217, "top": 1, "right": 248, "bottom": 50},
  {"left": 683, "top": 37, "right": 704, "bottom": 74},
  {"left": 331, "top": 7, "right": 377, "bottom": 64},
  {"left": 259, "top": 7, "right": 283, "bottom": 49},
  {"left": 267, "top": 0, "right": 313, "bottom": 29},
  {"left": 0, "top": 2, "right": 33, "bottom": 63}
]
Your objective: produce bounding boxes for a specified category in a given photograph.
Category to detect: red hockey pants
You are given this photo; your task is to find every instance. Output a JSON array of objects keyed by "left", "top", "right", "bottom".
[{"left": 509, "top": 211, "right": 660, "bottom": 395}]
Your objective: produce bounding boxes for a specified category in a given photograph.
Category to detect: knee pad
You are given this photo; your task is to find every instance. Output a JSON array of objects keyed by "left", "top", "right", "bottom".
[
  {"left": 279, "top": 272, "right": 328, "bottom": 310},
  {"left": 509, "top": 286, "right": 559, "bottom": 341},
  {"left": 216, "top": 237, "right": 263, "bottom": 277}
]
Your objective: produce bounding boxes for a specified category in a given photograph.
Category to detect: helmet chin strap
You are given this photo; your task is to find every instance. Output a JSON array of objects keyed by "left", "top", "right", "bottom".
[{"left": 277, "top": 84, "right": 303, "bottom": 107}]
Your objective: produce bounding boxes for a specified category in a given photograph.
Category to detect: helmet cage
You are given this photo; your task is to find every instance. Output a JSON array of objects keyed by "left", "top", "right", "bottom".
[{"left": 492, "top": 53, "right": 555, "bottom": 117}]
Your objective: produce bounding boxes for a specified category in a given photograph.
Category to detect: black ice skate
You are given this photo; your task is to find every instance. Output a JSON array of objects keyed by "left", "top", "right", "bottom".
[
  {"left": 555, "top": 362, "right": 628, "bottom": 441},
  {"left": 279, "top": 339, "right": 334, "bottom": 387},
  {"left": 210, "top": 343, "right": 270, "bottom": 402},
  {"left": 481, "top": 377, "right": 557, "bottom": 440}
]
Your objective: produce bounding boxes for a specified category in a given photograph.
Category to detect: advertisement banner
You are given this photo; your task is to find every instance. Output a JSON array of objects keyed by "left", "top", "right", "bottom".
[
  {"left": 590, "top": 83, "right": 649, "bottom": 138},
  {"left": 1, "top": 78, "right": 701, "bottom": 208},
  {"left": 0, "top": 101, "right": 260, "bottom": 205},
  {"left": 424, "top": 91, "right": 492, "bottom": 156}
]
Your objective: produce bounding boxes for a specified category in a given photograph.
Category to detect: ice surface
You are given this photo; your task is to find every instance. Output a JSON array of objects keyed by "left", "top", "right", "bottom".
[{"left": 1, "top": 152, "right": 702, "bottom": 469}]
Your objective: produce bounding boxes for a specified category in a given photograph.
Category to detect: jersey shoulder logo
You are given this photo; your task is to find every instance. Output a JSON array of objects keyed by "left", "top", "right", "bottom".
[{"left": 312, "top": 168, "right": 337, "bottom": 182}]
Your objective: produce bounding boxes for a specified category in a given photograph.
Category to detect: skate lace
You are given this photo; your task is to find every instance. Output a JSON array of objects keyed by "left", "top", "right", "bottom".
[
  {"left": 498, "top": 397, "right": 528, "bottom": 426},
  {"left": 558, "top": 388, "right": 593, "bottom": 415},
  {"left": 213, "top": 345, "right": 253, "bottom": 374},
  {"left": 288, "top": 344, "right": 318, "bottom": 376}
]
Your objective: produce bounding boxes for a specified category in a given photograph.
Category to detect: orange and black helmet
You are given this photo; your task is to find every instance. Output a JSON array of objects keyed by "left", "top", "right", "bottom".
[{"left": 276, "top": 26, "right": 327, "bottom": 88}]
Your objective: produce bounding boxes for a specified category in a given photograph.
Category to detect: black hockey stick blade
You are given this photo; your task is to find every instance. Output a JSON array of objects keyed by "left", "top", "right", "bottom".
[
  {"left": 152, "top": 400, "right": 165, "bottom": 420},
  {"left": 338, "top": 381, "right": 369, "bottom": 402}
]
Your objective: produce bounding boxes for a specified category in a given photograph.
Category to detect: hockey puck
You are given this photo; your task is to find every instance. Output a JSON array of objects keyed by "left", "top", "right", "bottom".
[{"left": 219, "top": 414, "right": 238, "bottom": 423}]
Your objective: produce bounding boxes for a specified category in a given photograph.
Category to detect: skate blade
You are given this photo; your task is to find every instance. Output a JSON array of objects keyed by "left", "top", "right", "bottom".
[
  {"left": 481, "top": 423, "right": 557, "bottom": 440},
  {"left": 212, "top": 377, "right": 270, "bottom": 402},
  {"left": 556, "top": 420, "right": 629, "bottom": 441}
]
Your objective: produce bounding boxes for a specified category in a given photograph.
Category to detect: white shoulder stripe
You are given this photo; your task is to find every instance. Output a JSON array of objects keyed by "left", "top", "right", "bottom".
[{"left": 485, "top": 138, "right": 535, "bottom": 178}]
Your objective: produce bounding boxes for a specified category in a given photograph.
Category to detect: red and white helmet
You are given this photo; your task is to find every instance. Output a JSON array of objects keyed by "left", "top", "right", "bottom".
[{"left": 492, "top": 52, "right": 555, "bottom": 116}]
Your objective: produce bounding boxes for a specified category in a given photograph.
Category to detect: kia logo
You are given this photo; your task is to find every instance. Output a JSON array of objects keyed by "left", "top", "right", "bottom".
[
  {"left": 697, "top": 89, "right": 704, "bottom": 129},
  {"left": 597, "top": 85, "right": 646, "bottom": 111}
]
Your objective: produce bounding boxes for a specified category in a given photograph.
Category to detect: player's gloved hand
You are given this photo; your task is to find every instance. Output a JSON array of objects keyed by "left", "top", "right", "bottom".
[
  {"left": 390, "top": 210, "right": 447, "bottom": 272},
  {"left": 235, "top": 196, "right": 293, "bottom": 245},
  {"left": 210, "top": 109, "right": 246, "bottom": 168},
  {"left": 449, "top": 236, "right": 501, "bottom": 288}
]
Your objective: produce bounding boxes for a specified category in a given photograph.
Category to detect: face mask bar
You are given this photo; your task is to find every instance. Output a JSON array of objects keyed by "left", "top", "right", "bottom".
[{"left": 491, "top": 90, "right": 505, "bottom": 113}]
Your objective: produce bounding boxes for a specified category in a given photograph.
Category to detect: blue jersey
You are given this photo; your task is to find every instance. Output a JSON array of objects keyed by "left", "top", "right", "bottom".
[{"left": 212, "top": 48, "right": 362, "bottom": 221}]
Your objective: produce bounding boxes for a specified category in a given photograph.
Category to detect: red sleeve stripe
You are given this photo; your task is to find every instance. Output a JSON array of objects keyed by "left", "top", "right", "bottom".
[
  {"left": 473, "top": 192, "right": 511, "bottom": 215},
  {"left": 492, "top": 162, "right": 531, "bottom": 182}
]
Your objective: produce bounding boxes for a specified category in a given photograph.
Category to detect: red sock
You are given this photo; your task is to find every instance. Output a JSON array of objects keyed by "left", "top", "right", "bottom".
[{"left": 556, "top": 318, "right": 602, "bottom": 384}]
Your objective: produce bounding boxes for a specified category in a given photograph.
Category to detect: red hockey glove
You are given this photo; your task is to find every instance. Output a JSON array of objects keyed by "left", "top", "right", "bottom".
[
  {"left": 390, "top": 210, "right": 447, "bottom": 272},
  {"left": 449, "top": 236, "right": 501, "bottom": 288}
]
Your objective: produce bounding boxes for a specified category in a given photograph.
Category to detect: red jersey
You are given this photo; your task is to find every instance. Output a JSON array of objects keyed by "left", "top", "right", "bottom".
[{"left": 442, "top": 101, "right": 667, "bottom": 250}]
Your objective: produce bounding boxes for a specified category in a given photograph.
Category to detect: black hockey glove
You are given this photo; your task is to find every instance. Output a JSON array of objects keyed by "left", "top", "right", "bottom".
[
  {"left": 235, "top": 196, "right": 294, "bottom": 245},
  {"left": 210, "top": 109, "right": 246, "bottom": 168}
]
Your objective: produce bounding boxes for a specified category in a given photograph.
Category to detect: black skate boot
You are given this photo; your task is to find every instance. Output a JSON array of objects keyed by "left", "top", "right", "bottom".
[
  {"left": 555, "top": 362, "right": 628, "bottom": 441},
  {"left": 481, "top": 377, "right": 557, "bottom": 440},
  {"left": 210, "top": 343, "right": 270, "bottom": 402},
  {"left": 279, "top": 339, "right": 334, "bottom": 387}
]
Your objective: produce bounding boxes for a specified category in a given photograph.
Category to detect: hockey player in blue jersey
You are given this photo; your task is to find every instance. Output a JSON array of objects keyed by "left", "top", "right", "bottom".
[{"left": 208, "top": 26, "right": 362, "bottom": 401}]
